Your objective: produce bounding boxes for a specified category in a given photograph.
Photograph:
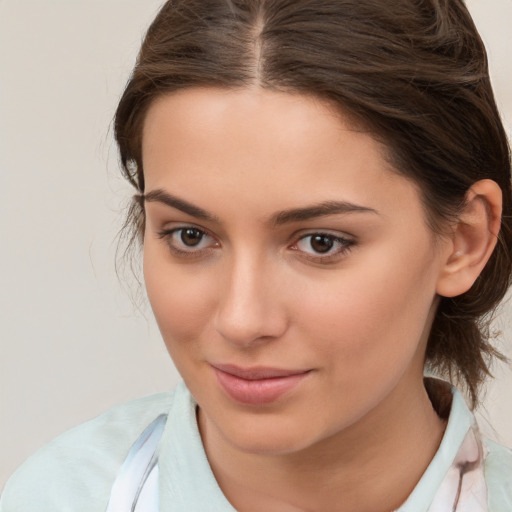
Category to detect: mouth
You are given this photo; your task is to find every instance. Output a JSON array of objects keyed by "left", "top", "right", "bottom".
[{"left": 211, "top": 364, "right": 311, "bottom": 406}]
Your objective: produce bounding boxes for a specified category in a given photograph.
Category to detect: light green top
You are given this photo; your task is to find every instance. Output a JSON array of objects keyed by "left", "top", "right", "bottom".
[{"left": 1, "top": 381, "right": 511, "bottom": 511}]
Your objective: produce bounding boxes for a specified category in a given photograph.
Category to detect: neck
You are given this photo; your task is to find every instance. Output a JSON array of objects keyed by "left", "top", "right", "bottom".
[{"left": 200, "top": 377, "right": 447, "bottom": 512}]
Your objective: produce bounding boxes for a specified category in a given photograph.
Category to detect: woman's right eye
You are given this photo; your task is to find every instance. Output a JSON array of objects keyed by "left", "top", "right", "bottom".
[{"left": 157, "top": 227, "right": 219, "bottom": 256}]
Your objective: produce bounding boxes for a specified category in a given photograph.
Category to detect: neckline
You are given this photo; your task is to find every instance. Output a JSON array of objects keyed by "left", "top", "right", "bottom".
[{"left": 157, "top": 380, "right": 478, "bottom": 512}]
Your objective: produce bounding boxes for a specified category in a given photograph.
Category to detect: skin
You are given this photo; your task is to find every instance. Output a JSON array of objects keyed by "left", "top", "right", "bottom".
[{"left": 141, "top": 87, "right": 499, "bottom": 512}]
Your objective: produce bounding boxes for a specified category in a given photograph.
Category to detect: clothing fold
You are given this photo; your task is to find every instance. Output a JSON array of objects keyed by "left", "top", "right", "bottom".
[{"left": 2, "top": 380, "right": 511, "bottom": 512}]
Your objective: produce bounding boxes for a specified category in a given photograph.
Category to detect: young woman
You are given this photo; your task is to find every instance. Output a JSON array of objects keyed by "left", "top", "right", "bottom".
[{"left": 2, "top": 0, "right": 511, "bottom": 511}]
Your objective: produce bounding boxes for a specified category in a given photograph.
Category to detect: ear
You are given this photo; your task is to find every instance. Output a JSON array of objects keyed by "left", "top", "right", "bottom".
[{"left": 436, "top": 179, "right": 502, "bottom": 298}]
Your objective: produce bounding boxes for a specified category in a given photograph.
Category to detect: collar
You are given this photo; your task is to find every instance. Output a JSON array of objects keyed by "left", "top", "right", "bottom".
[
  {"left": 133, "top": 380, "right": 487, "bottom": 511},
  {"left": 399, "top": 383, "right": 488, "bottom": 511},
  {"left": 158, "top": 381, "right": 236, "bottom": 511}
]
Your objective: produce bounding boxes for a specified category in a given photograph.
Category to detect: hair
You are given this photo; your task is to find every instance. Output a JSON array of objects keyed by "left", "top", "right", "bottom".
[{"left": 114, "top": 0, "right": 512, "bottom": 407}]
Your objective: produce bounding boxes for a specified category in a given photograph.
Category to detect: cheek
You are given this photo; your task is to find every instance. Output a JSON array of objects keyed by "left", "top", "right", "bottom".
[
  {"left": 294, "top": 247, "right": 438, "bottom": 370},
  {"left": 143, "top": 246, "right": 216, "bottom": 347}
]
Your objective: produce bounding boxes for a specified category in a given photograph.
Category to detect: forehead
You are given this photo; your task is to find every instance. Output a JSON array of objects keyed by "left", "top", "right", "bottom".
[{"left": 141, "top": 87, "right": 426, "bottom": 227}]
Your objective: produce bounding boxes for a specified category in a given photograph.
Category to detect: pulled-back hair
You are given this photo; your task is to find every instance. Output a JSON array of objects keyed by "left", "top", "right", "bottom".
[{"left": 114, "top": 0, "right": 512, "bottom": 407}]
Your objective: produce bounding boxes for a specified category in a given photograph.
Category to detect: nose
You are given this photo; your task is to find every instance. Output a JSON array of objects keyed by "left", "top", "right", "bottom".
[{"left": 214, "top": 256, "right": 288, "bottom": 348}]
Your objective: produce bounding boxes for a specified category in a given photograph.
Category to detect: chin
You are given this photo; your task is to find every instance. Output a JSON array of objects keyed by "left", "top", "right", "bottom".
[{"left": 211, "top": 411, "right": 326, "bottom": 457}]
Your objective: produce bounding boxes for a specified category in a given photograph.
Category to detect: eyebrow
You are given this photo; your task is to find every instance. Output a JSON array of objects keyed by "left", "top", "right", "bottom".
[
  {"left": 143, "top": 189, "right": 378, "bottom": 225},
  {"left": 144, "top": 189, "right": 219, "bottom": 222},
  {"left": 270, "top": 201, "right": 378, "bottom": 226}
]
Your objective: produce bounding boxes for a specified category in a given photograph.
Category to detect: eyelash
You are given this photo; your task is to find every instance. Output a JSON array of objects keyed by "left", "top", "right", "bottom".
[
  {"left": 157, "top": 227, "right": 218, "bottom": 258},
  {"left": 291, "top": 233, "right": 355, "bottom": 263},
  {"left": 157, "top": 226, "right": 355, "bottom": 263}
]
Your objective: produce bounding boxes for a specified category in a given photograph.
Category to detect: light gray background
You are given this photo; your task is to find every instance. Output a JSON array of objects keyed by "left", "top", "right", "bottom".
[{"left": 1, "top": 0, "right": 511, "bottom": 488}]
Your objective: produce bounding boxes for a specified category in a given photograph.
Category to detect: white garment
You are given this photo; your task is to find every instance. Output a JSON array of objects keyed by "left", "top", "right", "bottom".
[{"left": 1, "top": 381, "right": 511, "bottom": 511}]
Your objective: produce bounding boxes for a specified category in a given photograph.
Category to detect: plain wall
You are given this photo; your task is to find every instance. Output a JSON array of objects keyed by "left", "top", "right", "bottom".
[{"left": 1, "top": 0, "right": 511, "bottom": 488}]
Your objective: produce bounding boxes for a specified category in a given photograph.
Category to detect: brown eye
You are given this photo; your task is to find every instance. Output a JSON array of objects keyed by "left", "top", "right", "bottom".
[
  {"left": 293, "top": 232, "right": 355, "bottom": 262},
  {"left": 310, "top": 235, "right": 335, "bottom": 253},
  {"left": 181, "top": 228, "right": 204, "bottom": 247},
  {"left": 158, "top": 226, "right": 219, "bottom": 257}
]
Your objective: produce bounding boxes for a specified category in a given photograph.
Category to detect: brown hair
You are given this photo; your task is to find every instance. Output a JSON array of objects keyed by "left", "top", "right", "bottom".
[{"left": 114, "top": 0, "right": 512, "bottom": 407}]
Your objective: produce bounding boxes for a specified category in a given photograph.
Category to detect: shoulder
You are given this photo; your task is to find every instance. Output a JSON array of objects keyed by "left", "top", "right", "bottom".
[
  {"left": 0, "top": 392, "right": 174, "bottom": 512},
  {"left": 484, "top": 438, "right": 512, "bottom": 510}
]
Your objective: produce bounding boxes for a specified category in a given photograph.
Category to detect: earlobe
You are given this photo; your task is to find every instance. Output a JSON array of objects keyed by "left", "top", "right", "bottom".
[{"left": 436, "top": 179, "right": 502, "bottom": 298}]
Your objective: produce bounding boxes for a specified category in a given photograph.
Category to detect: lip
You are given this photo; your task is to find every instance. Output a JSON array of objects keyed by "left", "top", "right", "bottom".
[{"left": 211, "top": 364, "right": 311, "bottom": 406}]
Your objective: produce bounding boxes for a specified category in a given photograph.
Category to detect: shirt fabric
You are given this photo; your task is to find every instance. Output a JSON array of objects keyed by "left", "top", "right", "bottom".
[{"left": 1, "top": 380, "right": 511, "bottom": 511}]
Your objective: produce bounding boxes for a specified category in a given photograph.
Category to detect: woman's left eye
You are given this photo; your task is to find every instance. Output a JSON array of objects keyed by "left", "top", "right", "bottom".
[
  {"left": 158, "top": 227, "right": 218, "bottom": 255},
  {"left": 292, "top": 233, "right": 354, "bottom": 261}
]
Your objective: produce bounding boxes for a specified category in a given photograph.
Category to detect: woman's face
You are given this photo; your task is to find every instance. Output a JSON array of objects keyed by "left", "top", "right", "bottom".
[{"left": 142, "top": 88, "right": 450, "bottom": 455}]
